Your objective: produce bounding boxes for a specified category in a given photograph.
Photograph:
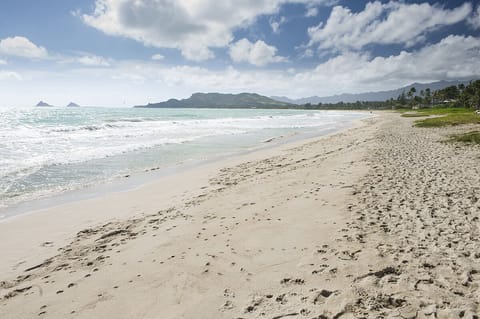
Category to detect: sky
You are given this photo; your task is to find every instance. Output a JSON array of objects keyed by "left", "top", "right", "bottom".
[{"left": 0, "top": 0, "right": 479, "bottom": 107}]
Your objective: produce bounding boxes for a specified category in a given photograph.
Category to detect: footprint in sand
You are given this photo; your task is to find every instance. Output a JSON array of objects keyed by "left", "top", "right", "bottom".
[{"left": 313, "top": 289, "right": 335, "bottom": 305}]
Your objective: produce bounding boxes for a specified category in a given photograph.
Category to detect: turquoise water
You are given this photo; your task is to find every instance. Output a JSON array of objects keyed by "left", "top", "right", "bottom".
[{"left": 0, "top": 107, "right": 367, "bottom": 215}]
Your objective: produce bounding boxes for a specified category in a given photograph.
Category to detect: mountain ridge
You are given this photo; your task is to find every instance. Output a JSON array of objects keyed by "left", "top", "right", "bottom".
[
  {"left": 134, "top": 92, "right": 292, "bottom": 109},
  {"left": 271, "top": 80, "right": 473, "bottom": 105}
]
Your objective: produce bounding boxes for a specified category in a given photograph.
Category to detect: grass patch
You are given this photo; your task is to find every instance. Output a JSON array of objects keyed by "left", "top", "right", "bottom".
[
  {"left": 415, "top": 107, "right": 472, "bottom": 115},
  {"left": 449, "top": 131, "right": 480, "bottom": 144},
  {"left": 395, "top": 108, "right": 413, "bottom": 113},
  {"left": 401, "top": 113, "right": 430, "bottom": 118},
  {"left": 414, "top": 112, "right": 480, "bottom": 127},
  {"left": 397, "top": 106, "right": 469, "bottom": 115}
]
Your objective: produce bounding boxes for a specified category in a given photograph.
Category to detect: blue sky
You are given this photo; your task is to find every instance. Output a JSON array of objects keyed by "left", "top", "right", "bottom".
[{"left": 0, "top": 0, "right": 479, "bottom": 106}]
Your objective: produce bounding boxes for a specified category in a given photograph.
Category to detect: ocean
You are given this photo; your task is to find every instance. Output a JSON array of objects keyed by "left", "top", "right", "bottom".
[{"left": 0, "top": 106, "right": 368, "bottom": 217}]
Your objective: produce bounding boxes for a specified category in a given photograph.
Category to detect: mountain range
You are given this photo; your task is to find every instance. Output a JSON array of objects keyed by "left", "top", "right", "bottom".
[
  {"left": 135, "top": 92, "right": 292, "bottom": 109},
  {"left": 271, "top": 80, "right": 472, "bottom": 105},
  {"left": 136, "top": 80, "right": 472, "bottom": 109}
]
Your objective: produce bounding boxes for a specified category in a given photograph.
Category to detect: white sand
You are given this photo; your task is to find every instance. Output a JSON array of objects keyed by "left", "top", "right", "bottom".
[{"left": 1, "top": 112, "right": 479, "bottom": 318}]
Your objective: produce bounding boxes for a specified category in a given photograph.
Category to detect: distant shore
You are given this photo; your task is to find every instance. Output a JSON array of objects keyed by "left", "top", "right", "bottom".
[{"left": 1, "top": 112, "right": 479, "bottom": 318}]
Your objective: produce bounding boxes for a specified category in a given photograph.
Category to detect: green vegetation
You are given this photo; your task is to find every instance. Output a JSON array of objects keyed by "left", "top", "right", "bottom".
[
  {"left": 301, "top": 100, "right": 395, "bottom": 110},
  {"left": 395, "top": 81, "right": 479, "bottom": 109},
  {"left": 404, "top": 107, "right": 479, "bottom": 128},
  {"left": 449, "top": 131, "right": 480, "bottom": 145},
  {"left": 404, "top": 105, "right": 480, "bottom": 144},
  {"left": 406, "top": 80, "right": 480, "bottom": 109},
  {"left": 135, "top": 92, "right": 293, "bottom": 109},
  {"left": 401, "top": 113, "right": 430, "bottom": 118},
  {"left": 413, "top": 107, "right": 473, "bottom": 115},
  {"left": 414, "top": 111, "right": 480, "bottom": 127},
  {"left": 137, "top": 80, "right": 480, "bottom": 111},
  {"left": 299, "top": 79, "right": 480, "bottom": 110}
]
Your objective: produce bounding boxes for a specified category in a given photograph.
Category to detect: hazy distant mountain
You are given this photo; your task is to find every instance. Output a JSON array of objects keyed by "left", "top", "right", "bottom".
[
  {"left": 36, "top": 101, "right": 53, "bottom": 107},
  {"left": 270, "top": 96, "right": 298, "bottom": 104},
  {"left": 271, "top": 80, "right": 472, "bottom": 105},
  {"left": 135, "top": 92, "right": 293, "bottom": 109},
  {"left": 67, "top": 102, "right": 80, "bottom": 107}
]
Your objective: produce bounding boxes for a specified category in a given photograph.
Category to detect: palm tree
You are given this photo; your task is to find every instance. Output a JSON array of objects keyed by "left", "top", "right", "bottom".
[
  {"left": 397, "top": 91, "right": 407, "bottom": 105},
  {"left": 407, "top": 87, "right": 416, "bottom": 107},
  {"left": 425, "top": 88, "right": 432, "bottom": 106}
]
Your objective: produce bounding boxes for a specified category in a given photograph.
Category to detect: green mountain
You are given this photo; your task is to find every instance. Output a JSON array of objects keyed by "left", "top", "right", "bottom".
[{"left": 134, "top": 92, "right": 293, "bottom": 109}]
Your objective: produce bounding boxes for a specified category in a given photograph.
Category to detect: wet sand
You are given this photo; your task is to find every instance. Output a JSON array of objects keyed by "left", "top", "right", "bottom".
[{"left": 1, "top": 112, "right": 479, "bottom": 318}]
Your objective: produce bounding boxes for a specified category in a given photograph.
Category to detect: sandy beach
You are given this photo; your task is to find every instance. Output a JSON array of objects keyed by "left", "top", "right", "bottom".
[{"left": 1, "top": 112, "right": 479, "bottom": 319}]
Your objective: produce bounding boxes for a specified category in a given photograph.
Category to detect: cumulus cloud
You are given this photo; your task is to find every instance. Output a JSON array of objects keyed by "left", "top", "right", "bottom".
[
  {"left": 127, "top": 35, "right": 480, "bottom": 97},
  {"left": 270, "top": 16, "right": 286, "bottom": 33},
  {"left": 304, "top": 0, "right": 337, "bottom": 17},
  {"left": 4, "top": 32, "right": 479, "bottom": 105},
  {"left": 297, "top": 35, "right": 480, "bottom": 92},
  {"left": 305, "top": 7, "right": 319, "bottom": 17},
  {"left": 151, "top": 54, "right": 165, "bottom": 61},
  {"left": 99, "top": 35, "right": 480, "bottom": 98},
  {"left": 0, "top": 36, "right": 48, "bottom": 59},
  {"left": 308, "top": 1, "right": 472, "bottom": 52},
  {"left": 60, "top": 54, "right": 111, "bottom": 67},
  {"left": 81, "top": 0, "right": 335, "bottom": 62},
  {"left": 302, "top": 48, "right": 314, "bottom": 58},
  {"left": 468, "top": 5, "right": 480, "bottom": 29},
  {"left": 229, "top": 39, "right": 286, "bottom": 66},
  {"left": 76, "top": 55, "right": 110, "bottom": 66}
]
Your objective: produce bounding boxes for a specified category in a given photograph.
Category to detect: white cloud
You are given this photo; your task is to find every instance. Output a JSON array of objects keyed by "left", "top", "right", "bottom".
[
  {"left": 60, "top": 54, "right": 111, "bottom": 67},
  {"left": 270, "top": 16, "right": 286, "bottom": 33},
  {"left": 229, "top": 39, "right": 286, "bottom": 66},
  {"left": 0, "top": 59, "right": 6, "bottom": 65},
  {"left": 305, "top": 7, "right": 319, "bottom": 17},
  {"left": 302, "top": 48, "right": 314, "bottom": 58},
  {"left": 130, "top": 35, "right": 480, "bottom": 97},
  {"left": 308, "top": 1, "right": 472, "bottom": 52},
  {"left": 0, "top": 71, "right": 22, "bottom": 81},
  {"left": 315, "top": 0, "right": 338, "bottom": 6},
  {"left": 81, "top": 0, "right": 335, "bottom": 61},
  {"left": 468, "top": 5, "right": 480, "bottom": 29},
  {"left": 151, "top": 54, "right": 165, "bottom": 61},
  {"left": 76, "top": 55, "right": 110, "bottom": 66},
  {"left": 305, "top": 0, "right": 337, "bottom": 17},
  {"left": 3, "top": 35, "right": 479, "bottom": 106},
  {"left": 297, "top": 35, "right": 480, "bottom": 92},
  {"left": 0, "top": 36, "right": 48, "bottom": 59},
  {"left": 116, "top": 35, "right": 480, "bottom": 97}
]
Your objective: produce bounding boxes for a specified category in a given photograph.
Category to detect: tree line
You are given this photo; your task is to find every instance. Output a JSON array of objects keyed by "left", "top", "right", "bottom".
[{"left": 297, "top": 80, "right": 480, "bottom": 110}]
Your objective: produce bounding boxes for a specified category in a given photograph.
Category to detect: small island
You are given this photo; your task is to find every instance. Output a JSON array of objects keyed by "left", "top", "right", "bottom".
[
  {"left": 67, "top": 102, "right": 80, "bottom": 107},
  {"left": 36, "top": 101, "right": 53, "bottom": 107}
]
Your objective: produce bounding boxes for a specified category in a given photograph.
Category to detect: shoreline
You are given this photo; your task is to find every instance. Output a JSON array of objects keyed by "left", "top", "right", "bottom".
[
  {"left": 2, "top": 111, "right": 478, "bottom": 318},
  {"left": 0, "top": 112, "right": 369, "bottom": 221},
  {"left": 0, "top": 113, "right": 372, "bottom": 280}
]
